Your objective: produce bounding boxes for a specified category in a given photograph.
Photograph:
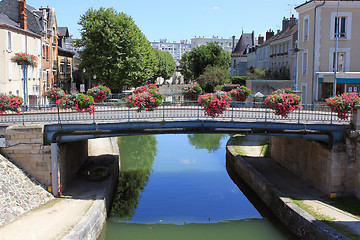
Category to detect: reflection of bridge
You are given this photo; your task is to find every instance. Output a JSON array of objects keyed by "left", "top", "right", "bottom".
[{"left": 0, "top": 102, "right": 349, "bottom": 145}]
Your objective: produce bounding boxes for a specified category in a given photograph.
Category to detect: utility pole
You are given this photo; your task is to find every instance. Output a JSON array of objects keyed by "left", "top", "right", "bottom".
[{"left": 333, "top": 0, "right": 340, "bottom": 96}]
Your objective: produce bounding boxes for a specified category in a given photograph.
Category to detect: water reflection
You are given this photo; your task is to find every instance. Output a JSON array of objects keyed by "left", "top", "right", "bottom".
[
  {"left": 111, "top": 135, "right": 157, "bottom": 220},
  {"left": 187, "top": 134, "right": 228, "bottom": 153}
]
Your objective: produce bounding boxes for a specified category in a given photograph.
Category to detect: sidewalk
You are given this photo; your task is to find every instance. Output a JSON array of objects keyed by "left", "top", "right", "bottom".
[
  {"left": 244, "top": 156, "right": 360, "bottom": 239},
  {"left": 0, "top": 138, "right": 118, "bottom": 240}
]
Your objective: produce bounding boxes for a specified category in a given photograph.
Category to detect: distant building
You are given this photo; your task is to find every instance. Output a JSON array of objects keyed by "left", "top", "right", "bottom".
[
  {"left": 191, "top": 36, "right": 237, "bottom": 53},
  {"left": 57, "top": 27, "right": 75, "bottom": 93},
  {"left": 151, "top": 39, "right": 191, "bottom": 64},
  {"left": 65, "top": 35, "right": 84, "bottom": 58}
]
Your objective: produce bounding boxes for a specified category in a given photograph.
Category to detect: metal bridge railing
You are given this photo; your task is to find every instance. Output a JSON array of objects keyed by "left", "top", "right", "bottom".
[{"left": 0, "top": 101, "right": 350, "bottom": 125}]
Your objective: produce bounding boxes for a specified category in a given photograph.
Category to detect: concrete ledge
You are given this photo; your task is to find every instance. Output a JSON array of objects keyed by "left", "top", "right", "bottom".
[{"left": 226, "top": 142, "right": 350, "bottom": 240}]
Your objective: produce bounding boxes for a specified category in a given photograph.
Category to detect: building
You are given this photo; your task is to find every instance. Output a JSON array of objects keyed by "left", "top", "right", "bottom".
[
  {"left": 295, "top": 0, "right": 360, "bottom": 104},
  {"left": 268, "top": 16, "right": 298, "bottom": 80},
  {"left": 57, "top": 27, "right": 75, "bottom": 93},
  {"left": 191, "top": 36, "right": 237, "bottom": 53},
  {"left": 230, "top": 32, "right": 255, "bottom": 77},
  {"left": 0, "top": 0, "right": 58, "bottom": 105},
  {"left": 151, "top": 39, "right": 191, "bottom": 64}
]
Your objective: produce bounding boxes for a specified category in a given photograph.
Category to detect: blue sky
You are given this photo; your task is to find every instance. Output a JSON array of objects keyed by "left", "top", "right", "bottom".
[{"left": 27, "top": 0, "right": 305, "bottom": 42}]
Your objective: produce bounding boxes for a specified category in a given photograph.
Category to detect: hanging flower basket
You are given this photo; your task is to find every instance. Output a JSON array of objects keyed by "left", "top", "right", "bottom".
[
  {"left": 325, "top": 92, "right": 360, "bottom": 120},
  {"left": 0, "top": 94, "right": 23, "bottom": 114},
  {"left": 11, "top": 52, "right": 38, "bottom": 68},
  {"left": 229, "top": 86, "right": 251, "bottom": 102},
  {"left": 56, "top": 93, "right": 95, "bottom": 114},
  {"left": 126, "top": 84, "right": 164, "bottom": 112},
  {"left": 263, "top": 88, "right": 302, "bottom": 118},
  {"left": 87, "top": 85, "right": 111, "bottom": 103},
  {"left": 198, "top": 91, "right": 231, "bottom": 118},
  {"left": 44, "top": 87, "right": 65, "bottom": 103},
  {"left": 182, "top": 85, "right": 203, "bottom": 101}
]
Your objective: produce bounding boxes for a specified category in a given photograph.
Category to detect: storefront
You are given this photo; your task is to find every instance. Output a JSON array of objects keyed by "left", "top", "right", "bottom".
[{"left": 317, "top": 73, "right": 360, "bottom": 101}]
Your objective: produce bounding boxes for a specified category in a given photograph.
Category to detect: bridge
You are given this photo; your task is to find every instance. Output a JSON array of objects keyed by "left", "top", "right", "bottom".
[
  {"left": 0, "top": 101, "right": 353, "bottom": 196},
  {"left": 0, "top": 101, "right": 349, "bottom": 145}
]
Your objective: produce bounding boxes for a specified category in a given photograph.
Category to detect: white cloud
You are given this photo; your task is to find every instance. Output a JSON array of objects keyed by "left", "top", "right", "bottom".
[
  {"left": 212, "top": 6, "right": 220, "bottom": 10},
  {"left": 179, "top": 159, "right": 196, "bottom": 165}
]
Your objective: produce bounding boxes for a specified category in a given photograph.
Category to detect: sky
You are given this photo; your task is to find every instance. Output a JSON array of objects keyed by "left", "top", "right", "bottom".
[{"left": 26, "top": 0, "right": 305, "bottom": 42}]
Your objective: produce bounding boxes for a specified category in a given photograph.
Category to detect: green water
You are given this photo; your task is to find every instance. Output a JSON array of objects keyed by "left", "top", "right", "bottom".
[{"left": 100, "top": 134, "right": 295, "bottom": 240}]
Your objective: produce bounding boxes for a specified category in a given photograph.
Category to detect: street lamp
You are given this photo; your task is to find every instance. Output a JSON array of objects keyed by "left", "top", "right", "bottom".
[{"left": 290, "top": 41, "right": 305, "bottom": 92}]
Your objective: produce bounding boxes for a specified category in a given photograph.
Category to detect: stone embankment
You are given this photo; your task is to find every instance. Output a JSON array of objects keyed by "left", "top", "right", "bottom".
[{"left": 0, "top": 154, "right": 53, "bottom": 226}]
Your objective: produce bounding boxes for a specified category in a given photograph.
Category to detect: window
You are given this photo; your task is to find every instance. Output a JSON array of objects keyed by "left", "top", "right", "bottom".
[
  {"left": 335, "top": 17, "right": 346, "bottom": 38},
  {"left": 7, "top": 31, "right": 12, "bottom": 51},
  {"left": 22, "top": 35, "right": 26, "bottom": 52},
  {"left": 331, "top": 12, "right": 352, "bottom": 40},
  {"left": 302, "top": 52, "right": 308, "bottom": 75},
  {"left": 60, "top": 62, "right": 65, "bottom": 74},
  {"left": 66, "top": 62, "right": 71, "bottom": 74},
  {"left": 303, "top": 16, "right": 309, "bottom": 41},
  {"left": 333, "top": 52, "right": 346, "bottom": 72},
  {"left": 329, "top": 48, "right": 350, "bottom": 72}
]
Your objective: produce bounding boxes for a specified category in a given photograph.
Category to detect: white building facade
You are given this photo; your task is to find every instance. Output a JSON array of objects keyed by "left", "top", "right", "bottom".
[{"left": 151, "top": 39, "right": 191, "bottom": 64}]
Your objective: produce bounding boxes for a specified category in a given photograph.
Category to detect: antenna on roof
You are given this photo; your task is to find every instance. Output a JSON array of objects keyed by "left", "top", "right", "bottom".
[{"left": 288, "top": 4, "right": 295, "bottom": 17}]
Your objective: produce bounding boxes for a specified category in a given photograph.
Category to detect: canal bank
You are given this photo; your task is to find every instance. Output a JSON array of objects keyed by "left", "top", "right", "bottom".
[
  {"left": 0, "top": 138, "right": 119, "bottom": 240},
  {"left": 226, "top": 137, "right": 360, "bottom": 240}
]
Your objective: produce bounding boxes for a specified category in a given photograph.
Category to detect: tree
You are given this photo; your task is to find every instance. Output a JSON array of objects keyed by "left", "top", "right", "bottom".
[
  {"left": 187, "top": 134, "right": 227, "bottom": 153},
  {"left": 77, "top": 8, "right": 157, "bottom": 92},
  {"left": 153, "top": 49, "right": 177, "bottom": 80},
  {"left": 196, "top": 66, "right": 230, "bottom": 93},
  {"left": 179, "top": 42, "right": 231, "bottom": 81}
]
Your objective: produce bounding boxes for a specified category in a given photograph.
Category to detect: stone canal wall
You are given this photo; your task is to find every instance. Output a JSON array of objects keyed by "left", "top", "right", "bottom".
[
  {"left": 226, "top": 142, "right": 348, "bottom": 240},
  {"left": 270, "top": 136, "right": 360, "bottom": 198},
  {"left": 0, "top": 125, "right": 88, "bottom": 193},
  {"left": 0, "top": 153, "right": 54, "bottom": 226}
]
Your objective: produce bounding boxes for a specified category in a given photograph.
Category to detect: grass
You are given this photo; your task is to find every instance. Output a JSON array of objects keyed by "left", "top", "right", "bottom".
[{"left": 291, "top": 198, "right": 360, "bottom": 240}]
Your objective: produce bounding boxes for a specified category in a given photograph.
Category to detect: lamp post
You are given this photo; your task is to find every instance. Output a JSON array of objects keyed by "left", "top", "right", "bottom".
[
  {"left": 333, "top": 0, "right": 340, "bottom": 97},
  {"left": 290, "top": 41, "right": 304, "bottom": 92}
]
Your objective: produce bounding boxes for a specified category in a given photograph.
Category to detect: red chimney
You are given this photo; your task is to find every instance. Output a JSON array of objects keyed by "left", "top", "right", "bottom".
[
  {"left": 18, "top": 0, "right": 27, "bottom": 30},
  {"left": 266, "top": 29, "right": 274, "bottom": 41},
  {"left": 258, "top": 35, "right": 264, "bottom": 45}
]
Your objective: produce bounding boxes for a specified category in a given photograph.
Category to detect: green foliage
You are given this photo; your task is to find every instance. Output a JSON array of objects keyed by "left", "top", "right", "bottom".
[
  {"left": 179, "top": 42, "right": 231, "bottom": 81},
  {"left": 111, "top": 135, "right": 157, "bottom": 219},
  {"left": 196, "top": 66, "right": 230, "bottom": 93},
  {"left": 154, "top": 49, "right": 177, "bottom": 80},
  {"left": 78, "top": 8, "right": 157, "bottom": 92},
  {"left": 187, "top": 134, "right": 227, "bottom": 153},
  {"left": 231, "top": 76, "right": 247, "bottom": 85},
  {"left": 246, "top": 68, "right": 267, "bottom": 80}
]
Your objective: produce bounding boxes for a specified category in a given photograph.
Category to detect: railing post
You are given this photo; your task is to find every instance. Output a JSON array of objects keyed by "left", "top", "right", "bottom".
[
  {"left": 128, "top": 107, "right": 130, "bottom": 122},
  {"left": 298, "top": 107, "right": 301, "bottom": 124},
  {"left": 231, "top": 104, "right": 234, "bottom": 122},
  {"left": 93, "top": 111, "right": 96, "bottom": 124},
  {"left": 264, "top": 105, "right": 267, "bottom": 123},
  {"left": 22, "top": 105, "right": 25, "bottom": 125},
  {"left": 57, "top": 106, "right": 60, "bottom": 125},
  {"left": 197, "top": 103, "right": 200, "bottom": 121},
  {"left": 162, "top": 103, "right": 165, "bottom": 122}
]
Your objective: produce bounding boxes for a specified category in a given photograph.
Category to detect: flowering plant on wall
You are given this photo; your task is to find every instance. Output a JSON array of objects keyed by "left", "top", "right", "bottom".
[
  {"left": 56, "top": 93, "right": 95, "bottom": 114},
  {"left": 44, "top": 87, "right": 65, "bottom": 103},
  {"left": 263, "top": 88, "right": 302, "bottom": 118},
  {"left": 11, "top": 52, "right": 38, "bottom": 68},
  {"left": 87, "top": 85, "right": 111, "bottom": 103},
  {"left": 0, "top": 94, "right": 23, "bottom": 114},
  {"left": 229, "top": 86, "right": 251, "bottom": 102},
  {"left": 326, "top": 92, "right": 360, "bottom": 120},
  {"left": 126, "top": 84, "right": 164, "bottom": 112},
  {"left": 183, "top": 85, "right": 203, "bottom": 101},
  {"left": 198, "top": 91, "right": 231, "bottom": 118}
]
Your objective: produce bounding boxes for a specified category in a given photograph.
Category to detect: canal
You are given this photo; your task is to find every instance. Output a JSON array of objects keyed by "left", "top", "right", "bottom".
[{"left": 99, "top": 134, "right": 296, "bottom": 240}]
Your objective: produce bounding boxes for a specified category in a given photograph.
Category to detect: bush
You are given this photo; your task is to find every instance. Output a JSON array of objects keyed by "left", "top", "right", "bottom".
[
  {"left": 126, "top": 84, "right": 164, "bottom": 112},
  {"left": 0, "top": 94, "right": 23, "bottom": 114},
  {"left": 231, "top": 76, "right": 247, "bottom": 85},
  {"left": 56, "top": 93, "right": 95, "bottom": 114},
  {"left": 87, "top": 85, "right": 111, "bottom": 102},
  {"left": 44, "top": 87, "right": 65, "bottom": 103},
  {"left": 182, "top": 85, "right": 203, "bottom": 100},
  {"left": 196, "top": 66, "right": 230, "bottom": 93}
]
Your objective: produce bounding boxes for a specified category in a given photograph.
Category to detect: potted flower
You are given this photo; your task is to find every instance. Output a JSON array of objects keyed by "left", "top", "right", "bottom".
[
  {"left": 198, "top": 91, "right": 231, "bottom": 118},
  {"left": 325, "top": 92, "right": 360, "bottom": 120},
  {"left": 87, "top": 85, "right": 111, "bottom": 103},
  {"left": 183, "top": 85, "right": 203, "bottom": 101},
  {"left": 0, "top": 94, "right": 23, "bottom": 114},
  {"left": 126, "top": 84, "right": 164, "bottom": 112},
  {"left": 263, "top": 88, "right": 302, "bottom": 118},
  {"left": 56, "top": 93, "right": 95, "bottom": 114},
  {"left": 44, "top": 87, "right": 65, "bottom": 103},
  {"left": 229, "top": 86, "right": 251, "bottom": 102},
  {"left": 11, "top": 52, "right": 38, "bottom": 68}
]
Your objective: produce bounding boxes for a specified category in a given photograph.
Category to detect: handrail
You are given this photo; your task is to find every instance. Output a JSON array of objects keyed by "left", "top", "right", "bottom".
[{"left": 0, "top": 101, "right": 351, "bottom": 126}]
